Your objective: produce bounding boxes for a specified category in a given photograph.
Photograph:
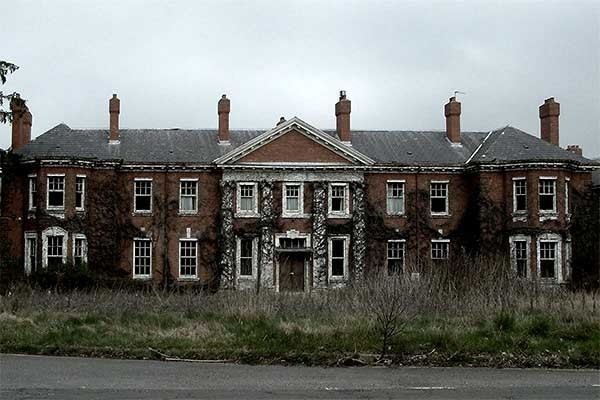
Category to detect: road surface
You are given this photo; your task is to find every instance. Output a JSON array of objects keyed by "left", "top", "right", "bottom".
[{"left": 1, "top": 354, "right": 598, "bottom": 399}]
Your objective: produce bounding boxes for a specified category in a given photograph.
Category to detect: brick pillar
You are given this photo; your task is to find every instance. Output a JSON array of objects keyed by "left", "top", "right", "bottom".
[
  {"left": 312, "top": 182, "right": 328, "bottom": 289},
  {"left": 539, "top": 97, "right": 560, "bottom": 146},
  {"left": 444, "top": 96, "right": 461, "bottom": 144},
  {"left": 352, "top": 181, "right": 366, "bottom": 282},
  {"left": 259, "top": 181, "right": 274, "bottom": 291},
  {"left": 335, "top": 91, "right": 351, "bottom": 143},
  {"left": 219, "top": 181, "right": 236, "bottom": 288}
]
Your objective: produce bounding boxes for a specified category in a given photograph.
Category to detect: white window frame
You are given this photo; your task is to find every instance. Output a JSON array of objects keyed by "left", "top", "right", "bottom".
[
  {"left": 178, "top": 238, "right": 198, "bottom": 280},
  {"left": 236, "top": 236, "right": 258, "bottom": 279},
  {"left": 46, "top": 174, "right": 65, "bottom": 211},
  {"left": 430, "top": 181, "right": 449, "bottom": 216},
  {"left": 536, "top": 233, "right": 562, "bottom": 283},
  {"left": 512, "top": 177, "right": 527, "bottom": 215},
  {"left": 387, "top": 239, "right": 406, "bottom": 274},
  {"left": 28, "top": 174, "right": 37, "bottom": 211},
  {"left": 328, "top": 183, "right": 350, "bottom": 217},
  {"left": 431, "top": 239, "right": 450, "bottom": 260},
  {"left": 24, "top": 232, "right": 38, "bottom": 275},
  {"left": 282, "top": 182, "right": 304, "bottom": 217},
  {"left": 538, "top": 177, "right": 557, "bottom": 217},
  {"left": 41, "top": 226, "right": 67, "bottom": 268},
  {"left": 133, "top": 238, "right": 152, "bottom": 279},
  {"left": 72, "top": 233, "right": 88, "bottom": 265},
  {"left": 133, "top": 178, "right": 153, "bottom": 214},
  {"left": 565, "top": 177, "right": 570, "bottom": 219},
  {"left": 328, "top": 235, "right": 350, "bottom": 281},
  {"left": 236, "top": 182, "right": 258, "bottom": 217},
  {"left": 386, "top": 180, "right": 405, "bottom": 216},
  {"left": 509, "top": 235, "right": 531, "bottom": 278},
  {"left": 75, "top": 175, "right": 86, "bottom": 212},
  {"left": 179, "top": 178, "right": 199, "bottom": 215}
]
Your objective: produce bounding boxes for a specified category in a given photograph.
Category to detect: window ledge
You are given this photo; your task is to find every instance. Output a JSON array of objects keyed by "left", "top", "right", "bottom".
[
  {"left": 178, "top": 277, "right": 199, "bottom": 282},
  {"left": 133, "top": 276, "right": 152, "bottom": 281},
  {"left": 430, "top": 213, "right": 450, "bottom": 218},
  {"left": 386, "top": 213, "right": 407, "bottom": 218},
  {"left": 539, "top": 213, "right": 558, "bottom": 222},
  {"left": 238, "top": 275, "right": 257, "bottom": 280},
  {"left": 132, "top": 211, "right": 153, "bottom": 216},
  {"left": 281, "top": 213, "right": 311, "bottom": 219},
  {"left": 512, "top": 213, "right": 528, "bottom": 222},
  {"left": 327, "top": 213, "right": 351, "bottom": 219},
  {"left": 234, "top": 212, "right": 259, "bottom": 219},
  {"left": 178, "top": 211, "right": 199, "bottom": 216}
]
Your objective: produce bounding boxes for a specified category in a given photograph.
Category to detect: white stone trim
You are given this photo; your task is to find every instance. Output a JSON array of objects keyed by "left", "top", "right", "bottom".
[
  {"left": 536, "top": 233, "right": 563, "bottom": 283},
  {"left": 235, "top": 182, "right": 259, "bottom": 217},
  {"left": 24, "top": 232, "right": 38, "bottom": 275},
  {"left": 328, "top": 235, "right": 350, "bottom": 283},
  {"left": 509, "top": 234, "right": 531, "bottom": 278},
  {"left": 328, "top": 183, "right": 350, "bottom": 218},
  {"left": 41, "top": 226, "right": 68, "bottom": 268},
  {"left": 274, "top": 231, "right": 312, "bottom": 293},
  {"left": 223, "top": 170, "right": 364, "bottom": 183}
]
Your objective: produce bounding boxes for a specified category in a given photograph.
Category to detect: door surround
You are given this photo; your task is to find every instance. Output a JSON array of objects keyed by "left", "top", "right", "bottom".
[{"left": 274, "top": 230, "right": 312, "bottom": 292}]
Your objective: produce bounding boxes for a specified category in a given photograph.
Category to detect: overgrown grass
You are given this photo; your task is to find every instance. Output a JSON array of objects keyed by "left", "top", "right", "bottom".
[{"left": 0, "top": 280, "right": 598, "bottom": 368}]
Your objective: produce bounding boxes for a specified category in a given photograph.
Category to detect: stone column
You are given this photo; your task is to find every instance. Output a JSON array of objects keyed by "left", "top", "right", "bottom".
[
  {"left": 352, "top": 182, "right": 366, "bottom": 282},
  {"left": 312, "top": 182, "right": 328, "bottom": 289},
  {"left": 219, "top": 181, "right": 236, "bottom": 289},
  {"left": 258, "top": 181, "right": 274, "bottom": 290}
]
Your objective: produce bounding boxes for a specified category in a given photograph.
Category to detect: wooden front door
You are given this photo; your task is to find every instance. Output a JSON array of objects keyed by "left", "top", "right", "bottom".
[{"left": 279, "top": 253, "right": 305, "bottom": 292}]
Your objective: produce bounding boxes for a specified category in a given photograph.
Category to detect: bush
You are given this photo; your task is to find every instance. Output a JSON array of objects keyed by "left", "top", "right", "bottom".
[{"left": 493, "top": 312, "right": 516, "bottom": 332}]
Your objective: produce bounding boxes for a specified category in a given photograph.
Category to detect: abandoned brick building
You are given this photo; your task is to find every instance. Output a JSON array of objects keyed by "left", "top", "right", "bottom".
[{"left": 1, "top": 92, "right": 598, "bottom": 290}]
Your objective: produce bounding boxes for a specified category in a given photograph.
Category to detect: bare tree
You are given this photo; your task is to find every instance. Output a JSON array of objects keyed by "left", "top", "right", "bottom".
[{"left": 0, "top": 61, "right": 21, "bottom": 123}]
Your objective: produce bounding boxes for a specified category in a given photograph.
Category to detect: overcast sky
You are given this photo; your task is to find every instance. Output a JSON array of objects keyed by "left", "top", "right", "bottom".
[{"left": 1, "top": 0, "right": 599, "bottom": 156}]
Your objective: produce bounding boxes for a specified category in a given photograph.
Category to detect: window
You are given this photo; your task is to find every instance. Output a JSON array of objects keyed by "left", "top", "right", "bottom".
[
  {"left": 387, "top": 240, "right": 405, "bottom": 274},
  {"left": 431, "top": 240, "right": 449, "bottom": 260},
  {"left": 238, "top": 238, "right": 255, "bottom": 277},
  {"left": 179, "top": 180, "right": 198, "bottom": 214},
  {"left": 328, "top": 237, "right": 348, "bottom": 279},
  {"left": 28, "top": 175, "right": 37, "bottom": 211},
  {"left": 538, "top": 178, "right": 556, "bottom": 213},
  {"left": 510, "top": 238, "right": 530, "bottom": 278},
  {"left": 134, "top": 179, "right": 152, "bottom": 213},
  {"left": 283, "top": 183, "right": 303, "bottom": 216},
  {"left": 47, "top": 175, "right": 65, "bottom": 209},
  {"left": 539, "top": 241, "right": 557, "bottom": 279},
  {"left": 75, "top": 176, "right": 86, "bottom": 211},
  {"left": 329, "top": 183, "right": 349, "bottom": 216},
  {"left": 430, "top": 181, "right": 448, "bottom": 215},
  {"left": 24, "top": 233, "right": 37, "bottom": 275},
  {"left": 279, "top": 238, "right": 307, "bottom": 249},
  {"left": 47, "top": 235, "right": 64, "bottom": 268},
  {"left": 133, "top": 239, "right": 152, "bottom": 278},
  {"left": 387, "top": 181, "right": 405, "bottom": 215},
  {"left": 512, "top": 178, "right": 527, "bottom": 213},
  {"left": 73, "top": 235, "right": 87, "bottom": 266},
  {"left": 179, "top": 240, "right": 197, "bottom": 279},
  {"left": 237, "top": 183, "right": 258, "bottom": 215},
  {"left": 565, "top": 178, "right": 570, "bottom": 216}
]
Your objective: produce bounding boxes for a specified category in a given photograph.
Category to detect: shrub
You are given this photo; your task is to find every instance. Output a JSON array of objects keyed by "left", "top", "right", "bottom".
[{"left": 493, "top": 312, "right": 516, "bottom": 332}]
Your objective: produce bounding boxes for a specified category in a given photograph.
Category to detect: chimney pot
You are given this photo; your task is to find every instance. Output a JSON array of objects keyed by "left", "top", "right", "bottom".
[
  {"left": 539, "top": 97, "right": 560, "bottom": 146},
  {"left": 335, "top": 90, "right": 351, "bottom": 142},
  {"left": 566, "top": 144, "right": 583, "bottom": 156},
  {"left": 109, "top": 94, "right": 120, "bottom": 142},
  {"left": 444, "top": 96, "right": 461, "bottom": 143},
  {"left": 277, "top": 116, "right": 286, "bottom": 125},
  {"left": 218, "top": 94, "right": 230, "bottom": 143}
]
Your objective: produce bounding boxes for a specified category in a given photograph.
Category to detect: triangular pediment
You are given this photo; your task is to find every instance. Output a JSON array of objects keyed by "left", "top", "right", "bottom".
[{"left": 214, "top": 117, "right": 374, "bottom": 166}]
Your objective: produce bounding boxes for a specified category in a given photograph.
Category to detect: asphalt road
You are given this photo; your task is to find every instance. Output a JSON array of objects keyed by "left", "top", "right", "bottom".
[{"left": 0, "top": 354, "right": 598, "bottom": 399}]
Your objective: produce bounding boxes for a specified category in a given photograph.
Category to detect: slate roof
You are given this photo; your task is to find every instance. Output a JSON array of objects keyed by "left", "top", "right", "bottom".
[{"left": 15, "top": 122, "right": 598, "bottom": 167}]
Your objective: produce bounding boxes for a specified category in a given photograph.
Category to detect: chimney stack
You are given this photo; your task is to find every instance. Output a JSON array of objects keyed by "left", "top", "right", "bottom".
[
  {"left": 444, "top": 96, "right": 461, "bottom": 144},
  {"left": 109, "top": 94, "right": 120, "bottom": 143},
  {"left": 218, "top": 94, "right": 230, "bottom": 143},
  {"left": 539, "top": 97, "right": 560, "bottom": 146},
  {"left": 10, "top": 94, "right": 31, "bottom": 151},
  {"left": 566, "top": 144, "right": 582, "bottom": 156},
  {"left": 335, "top": 90, "right": 351, "bottom": 143}
]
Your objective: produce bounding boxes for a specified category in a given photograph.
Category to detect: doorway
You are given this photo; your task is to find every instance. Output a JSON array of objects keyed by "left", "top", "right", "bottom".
[{"left": 278, "top": 252, "right": 305, "bottom": 292}]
